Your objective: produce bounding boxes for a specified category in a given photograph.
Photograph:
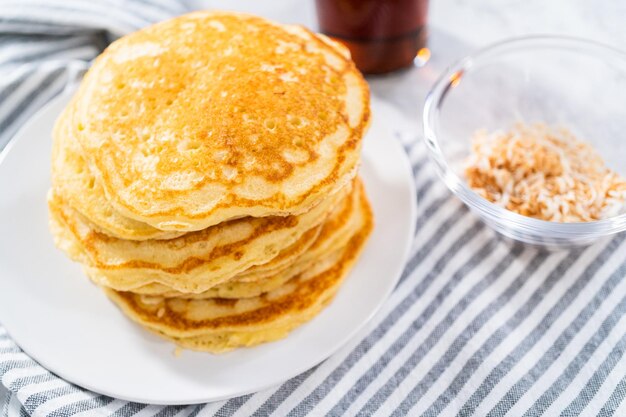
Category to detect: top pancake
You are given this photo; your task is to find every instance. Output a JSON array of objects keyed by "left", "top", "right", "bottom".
[{"left": 66, "top": 11, "right": 370, "bottom": 232}]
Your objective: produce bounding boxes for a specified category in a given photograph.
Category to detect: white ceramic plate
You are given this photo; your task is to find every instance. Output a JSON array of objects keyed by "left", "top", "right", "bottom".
[{"left": 0, "top": 92, "right": 416, "bottom": 405}]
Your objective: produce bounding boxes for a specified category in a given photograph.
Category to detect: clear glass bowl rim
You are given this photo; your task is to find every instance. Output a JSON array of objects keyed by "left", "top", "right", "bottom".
[{"left": 423, "top": 35, "right": 626, "bottom": 237}]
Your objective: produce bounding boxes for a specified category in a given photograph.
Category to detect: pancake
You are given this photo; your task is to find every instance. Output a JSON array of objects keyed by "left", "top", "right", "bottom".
[
  {"left": 50, "top": 31, "right": 354, "bottom": 242},
  {"left": 133, "top": 179, "right": 366, "bottom": 299},
  {"left": 51, "top": 103, "right": 182, "bottom": 241},
  {"left": 66, "top": 11, "right": 370, "bottom": 231},
  {"left": 48, "top": 183, "right": 349, "bottom": 293},
  {"left": 106, "top": 224, "right": 321, "bottom": 299},
  {"left": 104, "top": 185, "right": 373, "bottom": 352}
]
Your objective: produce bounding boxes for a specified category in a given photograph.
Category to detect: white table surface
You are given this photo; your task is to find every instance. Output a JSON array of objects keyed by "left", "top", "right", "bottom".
[
  {"left": 3, "top": 0, "right": 625, "bottom": 412},
  {"left": 191, "top": 0, "right": 626, "bottom": 48}
]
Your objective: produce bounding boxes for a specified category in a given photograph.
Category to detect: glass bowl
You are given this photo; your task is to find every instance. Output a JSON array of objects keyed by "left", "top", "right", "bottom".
[{"left": 423, "top": 36, "right": 626, "bottom": 247}]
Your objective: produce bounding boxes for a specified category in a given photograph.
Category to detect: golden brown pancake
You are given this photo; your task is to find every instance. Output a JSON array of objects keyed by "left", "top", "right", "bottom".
[
  {"left": 47, "top": 10, "right": 375, "bottom": 353},
  {"left": 133, "top": 179, "right": 366, "bottom": 299},
  {"left": 65, "top": 11, "right": 370, "bottom": 231},
  {"left": 48, "top": 184, "right": 348, "bottom": 293}
]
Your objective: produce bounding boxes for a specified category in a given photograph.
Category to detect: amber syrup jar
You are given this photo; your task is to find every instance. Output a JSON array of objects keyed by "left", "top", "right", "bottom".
[{"left": 316, "top": 0, "right": 428, "bottom": 74}]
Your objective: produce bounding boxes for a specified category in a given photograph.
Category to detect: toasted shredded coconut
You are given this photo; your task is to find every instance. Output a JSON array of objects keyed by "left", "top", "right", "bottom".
[{"left": 464, "top": 123, "right": 626, "bottom": 222}]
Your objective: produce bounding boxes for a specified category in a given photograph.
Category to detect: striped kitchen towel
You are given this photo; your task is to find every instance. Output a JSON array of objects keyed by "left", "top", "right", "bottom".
[{"left": 3, "top": 1, "right": 626, "bottom": 416}]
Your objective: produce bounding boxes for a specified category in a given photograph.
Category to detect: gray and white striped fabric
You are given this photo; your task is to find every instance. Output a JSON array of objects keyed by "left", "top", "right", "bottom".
[{"left": 3, "top": 1, "right": 626, "bottom": 416}]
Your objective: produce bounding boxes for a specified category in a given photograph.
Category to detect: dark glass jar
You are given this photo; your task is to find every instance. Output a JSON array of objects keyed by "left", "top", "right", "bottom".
[{"left": 315, "top": 0, "right": 428, "bottom": 74}]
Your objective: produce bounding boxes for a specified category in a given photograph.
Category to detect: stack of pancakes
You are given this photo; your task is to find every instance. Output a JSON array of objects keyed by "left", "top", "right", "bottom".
[{"left": 48, "top": 11, "right": 373, "bottom": 353}]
